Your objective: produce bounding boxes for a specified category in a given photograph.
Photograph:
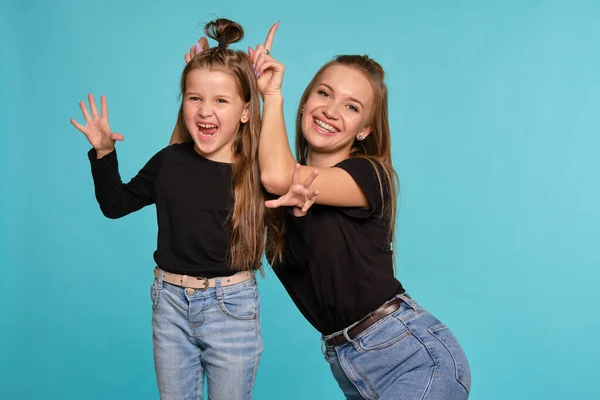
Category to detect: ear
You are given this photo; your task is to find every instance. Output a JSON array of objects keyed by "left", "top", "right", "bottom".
[
  {"left": 358, "top": 124, "right": 372, "bottom": 139},
  {"left": 240, "top": 102, "right": 251, "bottom": 124}
]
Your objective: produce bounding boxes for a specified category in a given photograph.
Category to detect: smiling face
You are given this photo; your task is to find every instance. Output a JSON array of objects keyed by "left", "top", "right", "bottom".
[
  {"left": 182, "top": 67, "right": 250, "bottom": 163},
  {"left": 300, "top": 64, "right": 375, "bottom": 163}
]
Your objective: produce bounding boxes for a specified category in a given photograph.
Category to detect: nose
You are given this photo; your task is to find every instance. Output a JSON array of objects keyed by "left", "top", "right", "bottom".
[
  {"left": 197, "top": 102, "right": 213, "bottom": 117},
  {"left": 323, "top": 101, "right": 340, "bottom": 120}
]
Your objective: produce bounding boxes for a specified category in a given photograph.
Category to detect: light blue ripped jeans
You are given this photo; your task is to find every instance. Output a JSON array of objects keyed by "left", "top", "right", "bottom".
[
  {"left": 150, "top": 268, "right": 263, "bottom": 400},
  {"left": 323, "top": 294, "right": 470, "bottom": 400}
]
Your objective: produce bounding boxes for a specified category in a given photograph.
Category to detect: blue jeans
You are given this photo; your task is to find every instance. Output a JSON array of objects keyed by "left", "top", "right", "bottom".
[
  {"left": 150, "top": 269, "right": 263, "bottom": 400},
  {"left": 323, "top": 294, "right": 470, "bottom": 400}
]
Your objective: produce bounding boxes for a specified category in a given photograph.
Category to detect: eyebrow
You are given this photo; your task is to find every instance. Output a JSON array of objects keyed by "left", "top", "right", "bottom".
[{"left": 319, "top": 83, "right": 364, "bottom": 108}]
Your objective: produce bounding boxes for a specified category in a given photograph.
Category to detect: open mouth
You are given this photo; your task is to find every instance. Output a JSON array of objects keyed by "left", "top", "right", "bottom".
[
  {"left": 312, "top": 118, "right": 339, "bottom": 136},
  {"left": 197, "top": 123, "right": 218, "bottom": 139}
]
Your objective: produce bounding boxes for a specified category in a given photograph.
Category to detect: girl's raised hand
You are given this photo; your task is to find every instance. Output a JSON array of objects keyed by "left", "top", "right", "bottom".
[
  {"left": 249, "top": 22, "right": 283, "bottom": 97},
  {"left": 265, "top": 164, "right": 319, "bottom": 216},
  {"left": 70, "top": 94, "right": 123, "bottom": 158}
]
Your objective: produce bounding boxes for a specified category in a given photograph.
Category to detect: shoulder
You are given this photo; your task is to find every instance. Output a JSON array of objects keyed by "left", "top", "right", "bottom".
[
  {"left": 141, "top": 142, "right": 192, "bottom": 171},
  {"left": 335, "top": 156, "right": 384, "bottom": 177},
  {"left": 334, "top": 157, "right": 394, "bottom": 219},
  {"left": 165, "top": 141, "right": 194, "bottom": 154},
  {"left": 158, "top": 141, "right": 196, "bottom": 164},
  {"left": 334, "top": 156, "right": 388, "bottom": 195}
]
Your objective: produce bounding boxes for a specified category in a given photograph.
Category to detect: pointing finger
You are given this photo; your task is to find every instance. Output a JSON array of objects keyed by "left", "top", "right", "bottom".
[{"left": 264, "top": 21, "right": 280, "bottom": 52}]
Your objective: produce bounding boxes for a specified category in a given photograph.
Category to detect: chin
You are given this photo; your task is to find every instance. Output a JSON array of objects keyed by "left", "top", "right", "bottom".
[
  {"left": 192, "top": 137, "right": 214, "bottom": 154},
  {"left": 304, "top": 130, "right": 335, "bottom": 147}
]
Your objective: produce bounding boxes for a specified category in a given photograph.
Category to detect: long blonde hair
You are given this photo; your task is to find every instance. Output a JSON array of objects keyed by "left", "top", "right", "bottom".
[
  {"left": 176, "top": 19, "right": 265, "bottom": 272},
  {"left": 267, "top": 55, "right": 399, "bottom": 265}
]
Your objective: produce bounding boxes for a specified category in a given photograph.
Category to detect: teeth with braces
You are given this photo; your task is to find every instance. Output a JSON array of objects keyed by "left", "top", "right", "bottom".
[{"left": 314, "top": 118, "right": 338, "bottom": 133}]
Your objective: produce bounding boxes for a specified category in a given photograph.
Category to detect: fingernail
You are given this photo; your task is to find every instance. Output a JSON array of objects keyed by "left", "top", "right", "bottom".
[
  {"left": 255, "top": 70, "right": 259, "bottom": 78},
  {"left": 195, "top": 43, "right": 203, "bottom": 53}
]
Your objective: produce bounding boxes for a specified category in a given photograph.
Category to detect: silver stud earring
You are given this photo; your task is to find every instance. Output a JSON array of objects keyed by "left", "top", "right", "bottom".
[{"left": 357, "top": 134, "right": 365, "bottom": 141}]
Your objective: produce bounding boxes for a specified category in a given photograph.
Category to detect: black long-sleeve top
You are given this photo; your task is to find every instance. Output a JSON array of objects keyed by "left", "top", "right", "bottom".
[{"left": 88, "top": 142, "right": 235, "bottom": 277}]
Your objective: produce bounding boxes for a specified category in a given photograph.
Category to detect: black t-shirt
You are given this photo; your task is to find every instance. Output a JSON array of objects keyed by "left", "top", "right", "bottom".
[
  {"left": 274, "top": 157, "right": 404, "bottom": 335},
  {"left": 88, "top": 142, "right": 236, "bottom": 277}
]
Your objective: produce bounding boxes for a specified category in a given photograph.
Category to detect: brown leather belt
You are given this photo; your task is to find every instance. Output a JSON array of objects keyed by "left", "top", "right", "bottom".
[
  {"left": 154, "top": 267, "right": 253, "bottom": 290},
  {"left": 324, "top": 295, "right": 409, "bottom": 347}
]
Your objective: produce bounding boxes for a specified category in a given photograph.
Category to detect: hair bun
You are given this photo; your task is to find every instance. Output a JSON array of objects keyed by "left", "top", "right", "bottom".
[{"left": 204, "top": 18, "right": 244, "bottom": 49}]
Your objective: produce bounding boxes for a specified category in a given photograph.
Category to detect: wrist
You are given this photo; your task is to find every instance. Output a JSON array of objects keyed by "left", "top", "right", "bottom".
[
  {"left": 96, "top": 148, "right": 114, "bottom": 159},
  {"left": 262, "top": 92, "right": 283, "bottom": 105}
]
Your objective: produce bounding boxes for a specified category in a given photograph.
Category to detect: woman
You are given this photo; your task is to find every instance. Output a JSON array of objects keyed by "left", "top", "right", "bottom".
[{"left": 253, "top": 27, "right": 471, "bottom": 400}]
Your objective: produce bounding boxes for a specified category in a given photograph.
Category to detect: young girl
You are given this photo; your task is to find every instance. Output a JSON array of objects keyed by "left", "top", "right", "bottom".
[
  {"left": 251, "top": 29, "right": 471, "bottom": 399},
  {"left": 71, "top": 19, "right": 264, "bottom": 400}
]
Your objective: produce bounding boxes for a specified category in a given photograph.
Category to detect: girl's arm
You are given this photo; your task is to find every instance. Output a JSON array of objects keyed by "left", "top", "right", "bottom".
[
  {"left": 71, "top": 94, "right": 159, "bottom": 218},
  {"left": 88, "top": 148, "right": 162, "bottom": 219}
]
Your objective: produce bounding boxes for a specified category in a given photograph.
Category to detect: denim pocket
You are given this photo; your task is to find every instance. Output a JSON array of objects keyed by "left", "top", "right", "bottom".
[
  {"left": 218, "top": 286, "right": 258, "bottom": 321},
  {"left": 358, "top": 313, "right": 412, "bottom": 351},
  {"left": 428, "top": 324, "right": 471, "bottom": 393},
  {"left": 150, "top": 280, "right": 161, "bottom": 311}
]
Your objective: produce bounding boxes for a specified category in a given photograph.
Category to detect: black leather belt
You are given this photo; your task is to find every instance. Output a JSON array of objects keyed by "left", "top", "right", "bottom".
[{"left": 324, "top": 294, "right": 409, "bottom": 347}]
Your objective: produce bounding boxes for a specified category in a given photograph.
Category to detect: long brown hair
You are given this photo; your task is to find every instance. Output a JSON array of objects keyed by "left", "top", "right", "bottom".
[
  {"left": 267, "top": 55, "right": 399, "bottom": 265},
  {"left": 176, "top": 19, "right": 265, "bottom": 272}
]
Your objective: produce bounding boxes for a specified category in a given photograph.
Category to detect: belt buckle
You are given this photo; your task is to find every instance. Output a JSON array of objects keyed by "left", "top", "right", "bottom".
[{"left": 193, "top": 276, "right": 210, "bottom": 290}]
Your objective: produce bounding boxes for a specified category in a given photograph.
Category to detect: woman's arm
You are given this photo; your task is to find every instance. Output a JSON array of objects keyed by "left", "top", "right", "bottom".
[{"left": 250, "top": 31, "right": 369, "bottom": 208}]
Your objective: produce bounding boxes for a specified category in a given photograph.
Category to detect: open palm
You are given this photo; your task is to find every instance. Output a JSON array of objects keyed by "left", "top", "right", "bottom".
[
  {"left": 70, "top": 94, "right": 123, "bottom": 155},
  {"left": 265, "top": 164, "right": 319, "bottom": 216}
]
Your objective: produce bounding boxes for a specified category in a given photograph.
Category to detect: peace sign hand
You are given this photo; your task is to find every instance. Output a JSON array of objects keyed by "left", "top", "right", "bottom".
[
  {"left": 265, "top": 164, "right": 320, "bottom": 217},
  {"left": 249, "top": 22, "right": 284, "bottom": 97},
  {"left": 70, "top": 94, "right": 124, "bottom": 158}
]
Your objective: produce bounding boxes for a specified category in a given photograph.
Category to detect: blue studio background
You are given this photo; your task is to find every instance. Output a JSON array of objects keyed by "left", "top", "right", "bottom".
[{"left": 2, "top": 0, "right": 599, "bottom": 399}]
